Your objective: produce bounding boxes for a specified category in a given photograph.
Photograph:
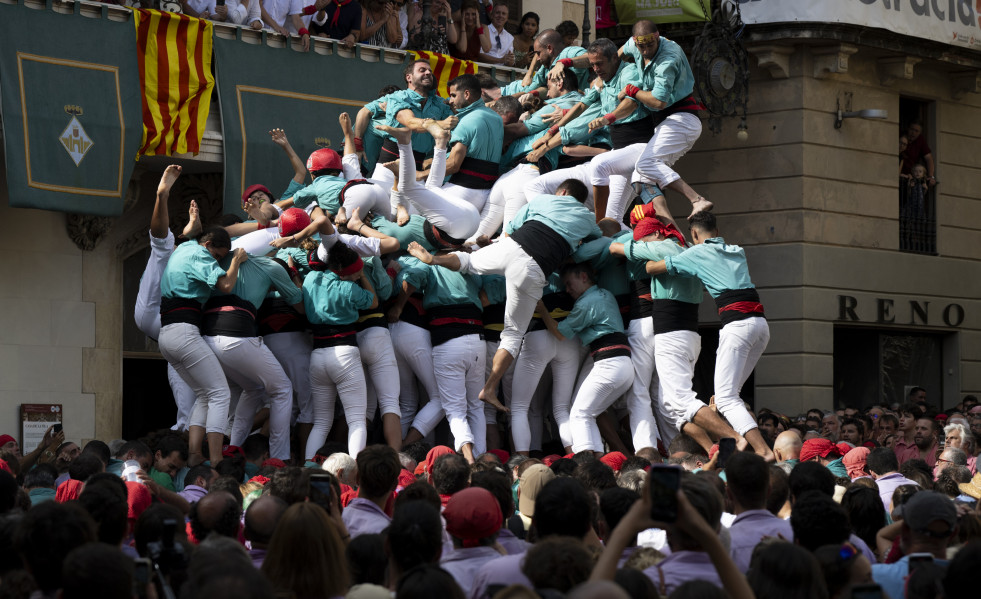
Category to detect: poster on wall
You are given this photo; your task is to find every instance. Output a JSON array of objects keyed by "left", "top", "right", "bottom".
[
  {"left": 734, "top": 0, "right": 981, "bottom": 51},
  {"left": 21, "top": 404, "right": 63, "bottom": 454}
]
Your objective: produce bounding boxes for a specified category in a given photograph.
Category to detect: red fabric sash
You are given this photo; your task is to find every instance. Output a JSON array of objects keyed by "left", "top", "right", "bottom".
[{"left": 718, "top": 301, "right": 764, "bottom": 315}]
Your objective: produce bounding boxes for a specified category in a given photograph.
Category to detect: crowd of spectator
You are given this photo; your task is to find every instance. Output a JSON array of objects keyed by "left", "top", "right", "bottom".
[{"left": 0, "top": 389, "right": 979, "bottom": 598}]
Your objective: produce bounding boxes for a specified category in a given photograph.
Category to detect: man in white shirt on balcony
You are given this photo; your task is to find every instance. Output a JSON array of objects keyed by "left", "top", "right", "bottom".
[{"left": 479, "top": 3, "right": 514, "bottom": 66}]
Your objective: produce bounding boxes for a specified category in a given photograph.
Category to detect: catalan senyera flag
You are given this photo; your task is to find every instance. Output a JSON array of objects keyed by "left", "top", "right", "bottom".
[
  {"left": 409, "top": 50, "right": 477, "bottom": 98},
  {"left": 132, "top": 9, "right": 215, "bottom": 156}
]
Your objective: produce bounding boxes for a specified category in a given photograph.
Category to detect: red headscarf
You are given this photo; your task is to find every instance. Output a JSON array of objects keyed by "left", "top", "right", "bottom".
[
  {"left": 600, "top": 451, "right": 627, "bottom": 473},
  {"left": 842, "top": 447, "right": 871, "bottom": 480},
  {"left": 424, "top": 446, "right": 456, "bottom": 481},
  {"left": 800, "top": 438, "right": 841, "bottom": 463}
]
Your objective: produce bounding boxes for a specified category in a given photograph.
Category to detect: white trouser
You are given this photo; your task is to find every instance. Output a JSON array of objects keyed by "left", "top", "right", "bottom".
[
  {"left": 397, "top": 144, "right": 481, "bottom": 239},
  {"left": 307, "top": 345, "right": 368, "bottom": 458},
  {"left": 483, "top": 340, "right": 515, "bottom": 426},
  {"left": 522, "top": 162, "right": 629, "bottom": 221},
  {"left": 158, "top": 322, "right": 230, "bottom": 435},
  {"left": 427, "top": 334, "right": 487, "bottom": 454},
  {"left": 655, "top": 329, "right": 703, "bottom": 433},
  {"left": 474, "top": 164, "right": 540, "bottom": 240},
  {"left": 263, "top": 331, "right": 314, "bottom": 425},
  {"left": 590, "top": 143, "right": 646, "bottom": 222},
  {"left": 454, "top": 237, "right": 547, "bottom": 358},
  {"left": 715, "top": 317, "right": 769, "bottom": 435},
  {"left": 232, "top": 228, "right": 280, "bottom": 256},
  {"left": 390, "top": 321, "right": 441, "bottom": 435},
  {"left": 509, "top": 330, "right": 581, "bottom": 451},
  {"left": 634, "top": 112, "right": 702, "bottom": 188},
  {"left": 357, "top": 327, "right": 401, "bottom": 417},
  {"left": 569, "top": 355, "right": 634, "bottom": 453},
  {"left": 167, "top": 363, "right": 195, "bottom": 432},
  {"left": 204, "top": 335, "right": 293, "bottom": 460},
  {"left": 625, "top": 318, "right": 659, "bottom": 452},
  {"left": 341, "top": 153, "right": 395, "bottom": 221},
  {"left": 134, "top": 230, "right": 174, "bottom": 340}
]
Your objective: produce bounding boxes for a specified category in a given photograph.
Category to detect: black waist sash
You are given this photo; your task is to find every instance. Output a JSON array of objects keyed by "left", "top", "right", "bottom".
[
  {"left": 448, "top": 156, "right": 500, "bottom": 190},
  {"left": 714, "top": 288, "right": 765, "bottom": 326},
  {"left": 202, "top": 295, "right": 258, "bottom": 338},
  {"left": 589, "top": 331, "right": 632, "bottom": 361},
  {"left": 399, "top": 294, "right": 429, "bottom": 329},
  {"left": 609, "top": 117, "right": 654, "bottom": 149},
  {"left": 528, "top": 292, "right": 574, "bottom": 332},
  {"left": 629, "top": 279, "right": 654, "bottom": 321},
  {"left": 510, "top": 220, "right": 571, "bottom": 276},
  {"left": 356, "top": 306, "right": 388, "bottom": 332},
  {"left": 615, "top": 292, "right": 632, "bottom": 327},
  {"left": 311, "top": 323, "right": 358, "bottom": 348},
  {"left": 422, "top": 219, "right": 467, "bottom": 250},
  {"left": 428, "top": 304, "right": 484, "bottom": 347},
  {"left": 652, "top": 94, "right": 705, "bottom": 127},
  {"left": 380, "top": 137, "right": 426, "bottom": 166},
  {"left": 160, "top": 297, "right": 203, "bottom": 328},
  {"left": 651, "top": 299, "right": 700, "bottom": 334},
  {"left": 257, "top": 297, "right": 307, "bottom": 336},
  {"left": 482, "top": 303, "right": 505, "bottom": 342}
]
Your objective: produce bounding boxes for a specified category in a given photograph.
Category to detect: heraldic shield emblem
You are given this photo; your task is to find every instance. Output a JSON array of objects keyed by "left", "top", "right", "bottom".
[{"left": 59, "top": 105, "right": 93, "bottom": 167}]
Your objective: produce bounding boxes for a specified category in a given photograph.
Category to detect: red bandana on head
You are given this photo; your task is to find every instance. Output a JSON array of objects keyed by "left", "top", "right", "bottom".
[{"left": 632, "top": 214, "right": 687, "bottom": 247}]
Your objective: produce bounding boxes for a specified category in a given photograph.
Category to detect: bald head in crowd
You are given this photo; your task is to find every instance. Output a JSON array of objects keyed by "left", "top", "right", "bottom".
[
  {"left": 774, "top": 431, "right": 802, "bottom": 463},
  {"left": 244, "top": 494, "right": 288, "bottom": 550}
]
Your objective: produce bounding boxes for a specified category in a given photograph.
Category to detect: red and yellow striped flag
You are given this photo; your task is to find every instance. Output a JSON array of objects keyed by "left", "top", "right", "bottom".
[
  {"left": 410, "top": 50, "right": 478, "bottom": 98},
  {"left": 132, "top": 9, "right": 215, "bottom": 156}
]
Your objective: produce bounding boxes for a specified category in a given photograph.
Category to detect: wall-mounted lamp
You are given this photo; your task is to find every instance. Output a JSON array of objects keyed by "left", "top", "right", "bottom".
[{"left": 835, "top": 98, "right": 887, "bottom": 129}]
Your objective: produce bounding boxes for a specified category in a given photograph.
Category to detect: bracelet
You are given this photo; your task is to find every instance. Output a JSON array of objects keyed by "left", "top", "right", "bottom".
[
  {"left": 353, "top": 137, "right": 364, "bottom": 151},
  {"left": 256, "top": 221, "right": 267, "bottom": 230},
  {"left": 548, "top": 125, "right": 559, "bottom": 136},
  {"left": 297, "top": 28, "right": 309, "bottom": 37},
  {"left": 448, "top": 19, "right": 454, "bottom": 24},
  {"left": 529, "top": 90, "right": 539, "bottom": 97},
  {"left": 358, "top": 223, "right": 366, "bottom": 234},
  {"left": 623, "top": 84, "right": 640, "bottom": 98},
  {"left": 302, "top": 5, "right": 316, "bottom": 15},
  {"left": 604, "top": 112, "right": 618, "bottom": 125},
  {"left": 292, "top": 235, "right": 297, "bottom": 242},
  {"left": 559, "top": 58, "right": 574, "bottom": 68},
  {"left": 477, "top": 27, "right": 484, "bottom": 34}
]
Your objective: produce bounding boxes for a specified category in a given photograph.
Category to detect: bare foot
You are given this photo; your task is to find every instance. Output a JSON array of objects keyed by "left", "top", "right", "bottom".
[
  {"left": 478, "top": 386, "right": 509, "bottom": 413},
  {"left": 269, "top": 128, "right": 289, "bottom": 148},
  {"left": 346, "top": 207, "right": 364, "bottom": 233},
  {"left": 396, "top": 204, "right": 410, "bottom": 226},
  {"left": 158, "top": 164, "right": 182, "bottom": 194},
  {"left": 375, "top": 123, "right": 412, "bottom": 146},
  {"left": 735, "top": 436, "right": 749, "bottom": 452},
  {"left": 406, "top": 241, "right": 433, "bottom": 264},
  {"left": 688, "top": 196, "right": 714, "bottom": 220},
  {"left": 425, "top": 120, "right": 450, "bottom": 146},
  {"left": 181, "top": 200, "right": 201, "bottom": 238}
]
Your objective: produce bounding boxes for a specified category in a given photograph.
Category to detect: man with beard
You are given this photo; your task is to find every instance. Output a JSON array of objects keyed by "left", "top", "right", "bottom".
[
  {"left": 897, "top": 416, "right": 939, "bottom": 468},
  {"left": 839, "top": 417, "right": 864, "bottom": 446},
  {"left": 354, "top": 60, "right": 457, "bottom": 204}
]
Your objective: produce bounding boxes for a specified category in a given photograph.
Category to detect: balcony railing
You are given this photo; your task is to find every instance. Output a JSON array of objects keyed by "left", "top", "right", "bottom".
[{"left": 898, "top": 177, "right": 937, "bottom": 255}]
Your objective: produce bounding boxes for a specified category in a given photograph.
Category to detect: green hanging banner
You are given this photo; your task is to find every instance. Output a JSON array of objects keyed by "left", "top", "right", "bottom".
[
  {"left": 214, "top": 34, "right": 409, "bottom": 216},
  {"left": 0, "top": 1, "right": 143, "bottom": 216},
  {"left": 613, "top": 0, "right": 710, "bottom": 25}
]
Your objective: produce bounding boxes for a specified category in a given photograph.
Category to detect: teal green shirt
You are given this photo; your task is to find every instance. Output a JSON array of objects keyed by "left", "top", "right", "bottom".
[
  {"left": 506, "top": 194, "right": 603, "bottom": 250},
  {"left": 363, "top": 256, "right": 393, "bottom": 302},
  {"left": 362, "top": 94, "right": 397, "bottom": 171},
  {"left": 623, "top": 239, "right": 703, "bottom": 303},
  {"left": 528, "top": 45, "right": 590, "bottom": 92},
  {"left": 664, "top": 237, "right": 755, "bottom": 298},
  {"left": 383, "top": 89, "right": 454, "bottom": 157},
  {"left": 371, "top": 214, "right": 436, "bottom": 252},
  {"left": 478, "top": 274, "right": 507, "bottom": 305},
  {"left": 557, "top": 285, "right": 624, "bottom": 345},
  {"left": 622, "top": 36, "right": 695, "bottom": 107},
  {"left": 560, "top": 102, "right": 612, "bottom": 148},
  {"left": 827, "top": 458, "right": 848, "bottom": 478},
  {"left": 292, "top": 174, "right": 345, "bottom": 216},
  {"left": 449, "top": 99, "right": 504, "bottom": 164},
  {"left": 213, "top": 255, "right": 302, "bottom": 310},
  {"left": 160, "top": 240, "right": 226, "bottom": 305},
  {"left": 303, "top": 270, "right": 375, "bottom": 326},
  {"left": 401, "top": 256, "right": 482, "bottom": 311},
  {"left": 275, "top": 247, "right": 311, "bottom": 278},
  {"left": 573, "top": 231, "right": 631, "bottom": 297},
  {"left": 280, "top": 179, "right": 306, "bottom": 202},
  {"left": 501, "top": 92, "right": 583, "bottom": 171},
  {"left": 581, "top": 60, "right": 648, "bottom": 124}
]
